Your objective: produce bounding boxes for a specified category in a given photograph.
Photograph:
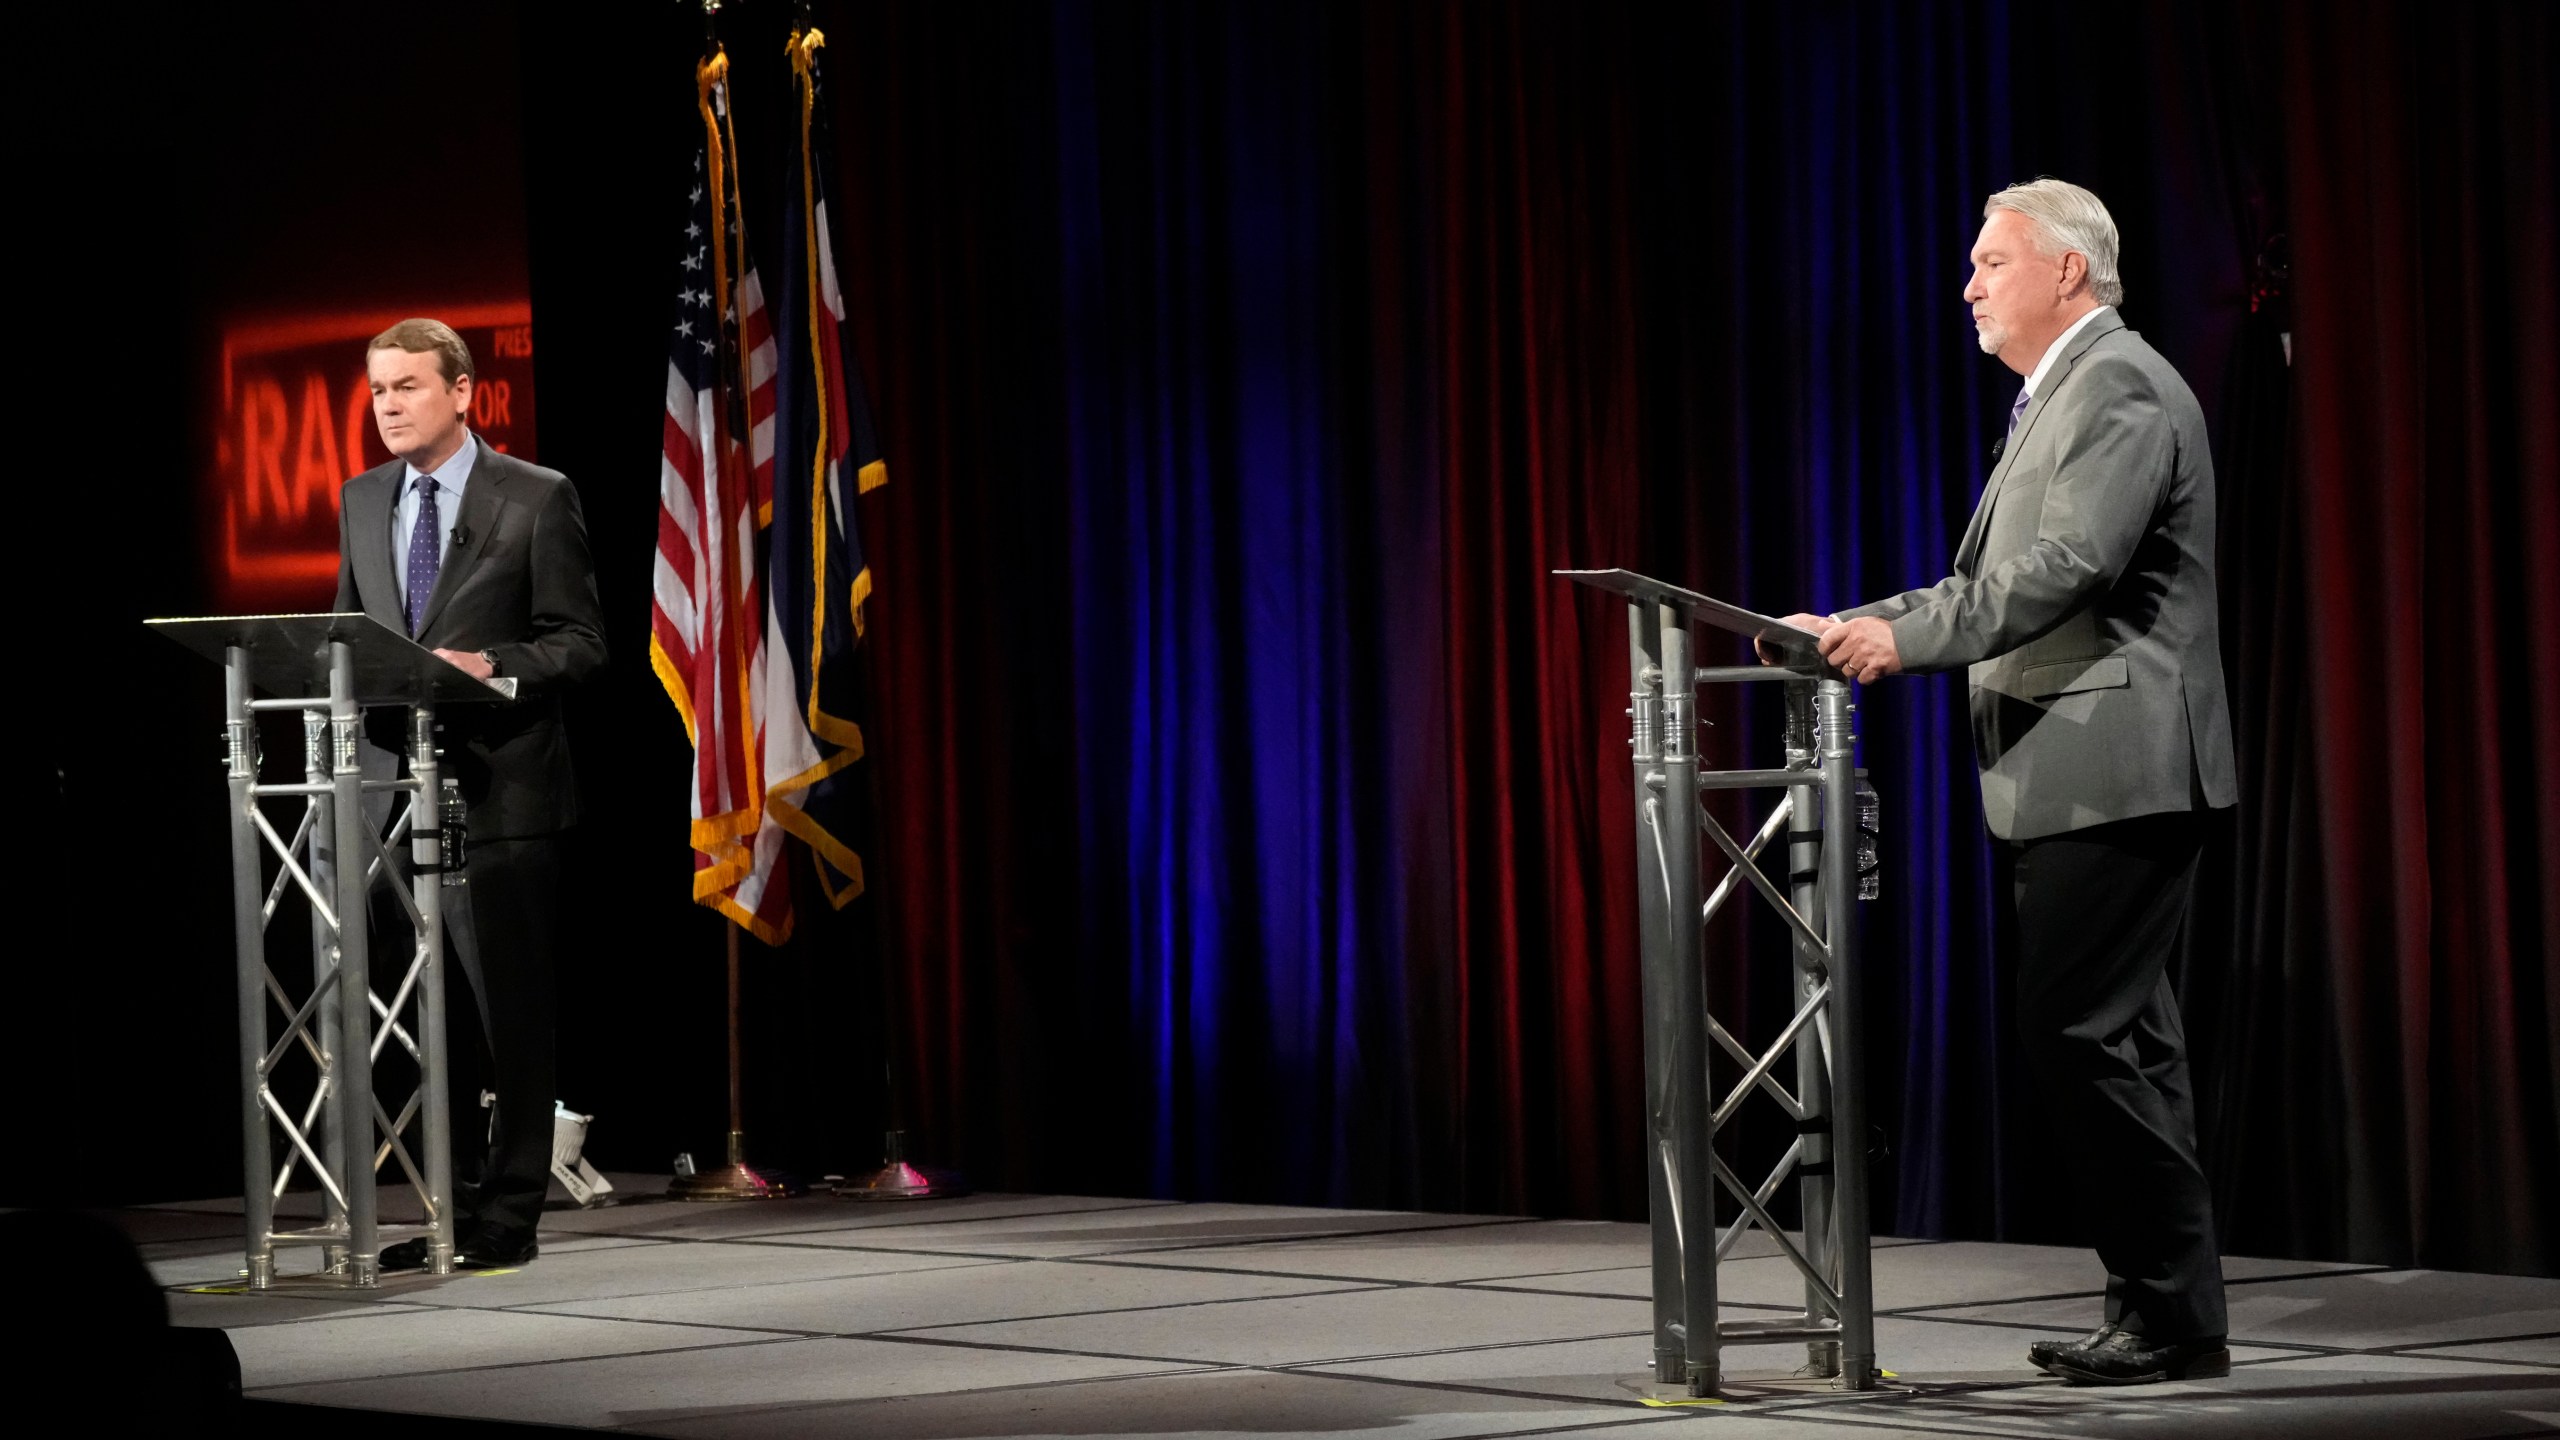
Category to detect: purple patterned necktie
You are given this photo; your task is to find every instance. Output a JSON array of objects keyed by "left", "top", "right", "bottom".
[
  {"left": 2008, "top": 386, "right": 2032, "bottom": 437},
  {"left": 404, "top": 477, "right": 441, "bottom": 635}
]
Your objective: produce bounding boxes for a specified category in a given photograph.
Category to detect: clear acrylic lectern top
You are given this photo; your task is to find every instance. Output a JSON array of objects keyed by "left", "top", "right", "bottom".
[
  {"left": 146, "top": 612, "right": 516, "bottom": 704},
  {"left": 1555, "top": 569, "right": 1827, "bottom": 662}
]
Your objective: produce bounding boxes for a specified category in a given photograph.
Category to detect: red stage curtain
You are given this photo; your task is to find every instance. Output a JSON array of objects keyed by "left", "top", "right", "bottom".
[{"left": 2267, "top": 0, "right": 2558, "bottom": 1272}]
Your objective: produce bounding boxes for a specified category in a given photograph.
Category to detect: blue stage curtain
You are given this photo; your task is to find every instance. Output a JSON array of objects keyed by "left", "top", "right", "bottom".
[
  {"left": 1002, "top": 0, "right": 2087, "bottom": 1228},
  {"left": 747, "top": 0, "right": 2554, "bottom": 1269}
]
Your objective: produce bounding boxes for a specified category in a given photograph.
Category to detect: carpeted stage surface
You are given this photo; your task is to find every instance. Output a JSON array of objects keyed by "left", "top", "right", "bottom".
[{"left": 123, "top": 1181, "right": 2557, "bottom": 1438}]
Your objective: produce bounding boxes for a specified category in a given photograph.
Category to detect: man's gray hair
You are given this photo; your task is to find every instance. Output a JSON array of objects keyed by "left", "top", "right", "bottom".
[{"left": 1986, "top": 178, "right": 2125, "bottom": 308}]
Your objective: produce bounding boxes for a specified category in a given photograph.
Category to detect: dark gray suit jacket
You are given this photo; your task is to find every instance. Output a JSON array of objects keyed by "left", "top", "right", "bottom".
[
  {"left": 1840, "top": 312, "right": 2237, "bottom": 840},
  {"left": 335, "top": 443, "right": 607, "bottom": 839}
]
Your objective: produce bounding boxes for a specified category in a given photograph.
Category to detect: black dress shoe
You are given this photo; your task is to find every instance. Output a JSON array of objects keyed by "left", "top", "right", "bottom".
[
  {"left": 2030, "top": 1321, "right": 2121, "bottom": 1374},
  {"left": 2048, "top": 1329, "right": 2230, "bottom": 1386},
  {"left": 462, "top": 1231, "right": 539, "bottom": 1268},
  {"left": 376, "top": 1232, "right": 538, "bottom": 1272}
]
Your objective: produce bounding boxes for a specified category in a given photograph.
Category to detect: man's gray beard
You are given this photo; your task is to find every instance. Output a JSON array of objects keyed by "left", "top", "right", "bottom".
[{"left": 1975, "top": 321, "right": 2006, "bottom": 356}]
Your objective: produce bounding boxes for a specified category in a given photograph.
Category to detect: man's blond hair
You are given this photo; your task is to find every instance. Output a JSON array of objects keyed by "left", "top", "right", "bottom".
[{"left": 368, "top": 318, "right": 477, "bottom": 385}]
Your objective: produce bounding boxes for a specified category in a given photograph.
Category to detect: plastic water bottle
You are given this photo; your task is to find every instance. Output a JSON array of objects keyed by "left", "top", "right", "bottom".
[
  {"left": 1855, "top": 777, "right": 1881, "bottom": 901},
  {"left": 439, "top": 774, "right": 470, "bottom": 888}
]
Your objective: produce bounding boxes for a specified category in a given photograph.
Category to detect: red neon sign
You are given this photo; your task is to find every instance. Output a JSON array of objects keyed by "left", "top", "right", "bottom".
[{"left": 210, "top": 303, "right": 535, "bottom": 610}]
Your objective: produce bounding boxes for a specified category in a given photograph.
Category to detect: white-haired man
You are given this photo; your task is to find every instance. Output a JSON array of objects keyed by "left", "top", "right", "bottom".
[{"left": 1768, "top": 179, "right": 2236, "bottom": 1385}]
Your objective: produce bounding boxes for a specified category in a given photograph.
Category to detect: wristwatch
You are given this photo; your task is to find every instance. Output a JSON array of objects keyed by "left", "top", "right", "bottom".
[{"left": 479, "top": 649, "right": 503, "bottom": 675}]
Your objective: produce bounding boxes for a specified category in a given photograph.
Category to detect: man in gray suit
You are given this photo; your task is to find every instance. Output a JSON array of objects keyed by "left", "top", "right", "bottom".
[
  {"left": 334, "top": 318, "right": 606, "bottom": 1269},
  {"left": 1781, "top": 179, "right": 2235, "bottom": 1385}
]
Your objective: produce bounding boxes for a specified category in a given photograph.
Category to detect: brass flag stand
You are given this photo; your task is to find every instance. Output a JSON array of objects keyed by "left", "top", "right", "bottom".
[
  {"left": 669, "top": 925, "right": 804, "bottom": 1200},
  {"left": 835, "top": 1129, "right": 968, "bottom": 1202}
]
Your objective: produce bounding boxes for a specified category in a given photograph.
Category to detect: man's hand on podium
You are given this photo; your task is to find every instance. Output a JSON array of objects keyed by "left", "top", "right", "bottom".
[
  {"left": 1757, "top": 613, "right": 1836, "bottom": 666},
  {"left": 1819, "top": 617, "right": 1902, "bottom": 684},
  {"left": 434, "top": 647, "right": 496, "bottom": 680}
]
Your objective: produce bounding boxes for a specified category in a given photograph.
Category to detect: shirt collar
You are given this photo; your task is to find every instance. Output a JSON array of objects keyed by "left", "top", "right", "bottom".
[
  {"left": 2023, "top": 305, "right": 2112, "bottom": 398},
  {"left": 404, "top": 430, "right": 480, "bottom": 495}
]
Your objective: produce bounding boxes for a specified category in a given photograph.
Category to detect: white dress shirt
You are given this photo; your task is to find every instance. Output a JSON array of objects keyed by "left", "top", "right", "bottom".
[{"left": 2022, "top": 305, "right": 2113, "bottom": 400}]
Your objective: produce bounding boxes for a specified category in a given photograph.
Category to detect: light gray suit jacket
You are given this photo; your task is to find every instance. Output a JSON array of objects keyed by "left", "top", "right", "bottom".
[{"left": 1840, "top": 312, "right": 2237, "bottom": 840}]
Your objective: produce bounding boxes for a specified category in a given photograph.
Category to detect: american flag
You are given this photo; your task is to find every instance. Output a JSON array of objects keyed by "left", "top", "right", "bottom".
[{"left": 651, "top": 49, "right": 791, "bottom": 942}]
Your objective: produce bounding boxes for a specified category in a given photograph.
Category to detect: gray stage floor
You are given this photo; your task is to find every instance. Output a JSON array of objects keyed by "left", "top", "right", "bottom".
[{"left": 129, "top": 1181, "right": 2559, "bottom": 1438}]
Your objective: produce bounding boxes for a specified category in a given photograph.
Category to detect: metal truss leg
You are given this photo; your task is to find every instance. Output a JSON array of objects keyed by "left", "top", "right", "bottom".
[
  {"left": 328, "top": 642, "right": 381, "bottom": 1287},
  {"left": 1785, "top": 680, "right": 1840, "bottom": 1379},
  {"left": 409, "top": 704, "right": 457, "bottom": 1275},
  {"left": 1628, "top": 604, "right": 1686, "bottom": 1386},
  {"left": 224, "top": 649, "right": 277, "bottom": 1290},
  {"left": 1818, "top": 679, "right": 1876, "bottom": 1388},
  {"left": 1628, "top": 601, "right": 1718, "bottom": 1396},
  {"left": 306, "top": 706, "right": 350, "bottom": 1275},
  {"left": 1658, "top": 612, "right": 1716, "bottom": 1396}
]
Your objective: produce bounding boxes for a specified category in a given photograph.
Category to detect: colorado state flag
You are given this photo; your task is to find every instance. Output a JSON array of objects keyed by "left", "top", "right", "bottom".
[{"left": 758, "top": 21, "right": 889, "bottom": 912}]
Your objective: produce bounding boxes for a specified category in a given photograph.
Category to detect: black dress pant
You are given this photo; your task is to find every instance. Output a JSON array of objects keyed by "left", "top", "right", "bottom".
[
  {"left": 2009, "top": 810, "right": 2226, "bottom": 1341},
  {"left": 445, "top": 834, "right": 561, "bottom": 1245}
]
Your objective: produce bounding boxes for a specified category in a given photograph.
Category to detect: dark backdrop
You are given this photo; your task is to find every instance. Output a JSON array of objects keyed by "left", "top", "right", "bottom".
[{"left": 18, "top": 0, "right": 2551, "bottom": 1277}]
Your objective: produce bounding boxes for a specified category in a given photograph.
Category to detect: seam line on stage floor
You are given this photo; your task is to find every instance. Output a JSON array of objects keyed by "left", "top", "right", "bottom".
[
  {"left": 1253, "top": 1366, "right": 1676, "bottom": 1418},
  {"left": 512, "top": 1276, "right": 1394, "bottom": 1335},
  {"left": 1261, "top": 1355, "right": 2030, "bottom": 1428},
  {"left": 847, "top": 1325, "right": 1662, "bottom": 1375},
  {"left": 1080, "top": 1213, "right": 1546, "bottom": 1254},
  {"left": 251, "top": 1353, "right": 1222, "bottom": 1406},
  {"left": 194, "top": 1274, "right": 1782, "bottom": 1344},
  {"left": 243, "top": 1332, "right": 819, "bottom": 1389},
  {"left": 1868, "top": 1262, "right": 2406, "bottom": 1319},
  {"left": 1423, "top": 1404, "right": 1679, "bottom": 1424},
  {"left": 1245, "top": 1352, "right": 2556, "bottom": 1437},
  {"left": 537, "top": 1196, "right": 1179, "bottom": 1245},
  {"left": 783, "top": 1343, "right": 1740, "bottom": 1428},
  {"left": 1053, "top": 1254, "right": 1667, "bottom": 1289},
  {"left": 2379, "top": 1331, "right": 2560, "bottom": 1364},
  {"left": 1054, "top": 1232, "right": 1935, "bottom": 1289},
  {"left": 730, "top": 1212, "right": 1548, "bottom": 1260},
  {"left": 606, "top": 1213, "right": 1544, "bottom": 1267},
  {"left": 167, "top": 1254, "right": 1018, "bottom": 1316},
  {"left": 462, "top": 1254, "right": 1020, "bottom": 1307}
]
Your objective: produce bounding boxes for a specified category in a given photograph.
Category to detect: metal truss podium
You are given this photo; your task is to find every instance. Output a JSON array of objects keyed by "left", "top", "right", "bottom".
[
  {"left": 1558, "top": 570, "right": 1881, "bottom": 1396},
  {"left": 152, "top": 613, "right": 513, "bottom": 1288}
]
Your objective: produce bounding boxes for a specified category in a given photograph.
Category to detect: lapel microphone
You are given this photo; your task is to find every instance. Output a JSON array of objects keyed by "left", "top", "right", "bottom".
[
  {"left": 1990, "top": 434, "right": 2007, "bottom": 462},
  {"left": 453, "top": 523, "right": 474, "bottom": 549}
]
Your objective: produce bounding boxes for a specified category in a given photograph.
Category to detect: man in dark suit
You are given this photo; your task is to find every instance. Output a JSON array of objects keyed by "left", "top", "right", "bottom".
[
  {"left": 334, "top": 318, "right": 606, "bottom": 1269},
  {"left": 1776, "top": 180, "right": 2235, "bottom": 1386}
]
